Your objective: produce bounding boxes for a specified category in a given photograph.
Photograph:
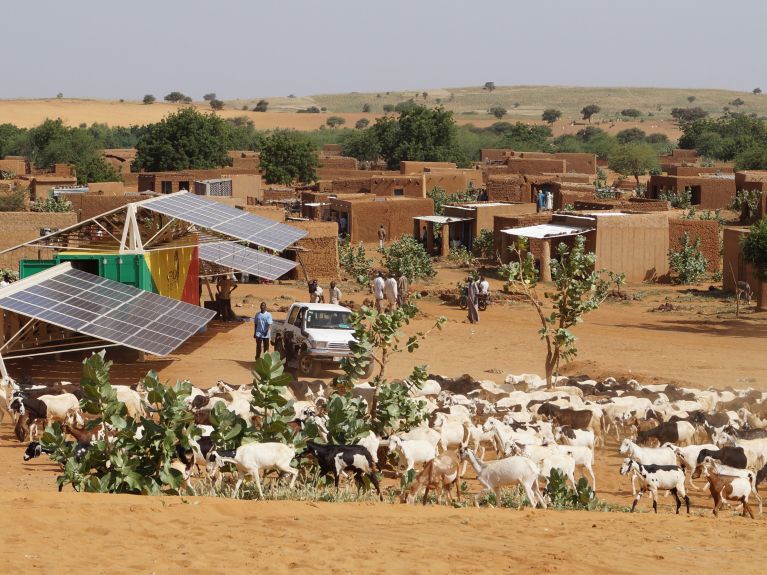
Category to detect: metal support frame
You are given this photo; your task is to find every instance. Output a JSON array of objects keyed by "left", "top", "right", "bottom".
[{"left": 119, "top": 203, "right": 145, "bottom": 253}]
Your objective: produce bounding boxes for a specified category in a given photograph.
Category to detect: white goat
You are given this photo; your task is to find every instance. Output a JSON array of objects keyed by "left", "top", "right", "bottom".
[
  {"left": 619, "top": 439, "right": 676, "bottom": 494},
  {"left": 206, "top": 442, "right": 297, "bottom": 499},
  {"left": 388, "top": 435, "right": 436, "bottom": 473}
]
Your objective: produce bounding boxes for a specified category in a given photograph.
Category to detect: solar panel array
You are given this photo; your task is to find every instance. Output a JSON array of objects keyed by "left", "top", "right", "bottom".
[
  {"left": 0, "top": 266, "right": 216, "bottom": 356},
  {"left": 143, "top": 192, "right": 307, "bottom": 251},
  {"left": 198, "top": 242, "right": 297, "bottom": 281}
]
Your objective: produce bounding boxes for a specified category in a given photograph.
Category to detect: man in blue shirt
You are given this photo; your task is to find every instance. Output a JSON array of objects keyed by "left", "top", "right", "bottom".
[{"left": 254, "top": 302, "right": 273, "bottom": 358}]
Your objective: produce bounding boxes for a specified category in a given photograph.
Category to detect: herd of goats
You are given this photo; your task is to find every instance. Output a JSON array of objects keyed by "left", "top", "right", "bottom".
[{"left": 2, "top": 372, "right": 767, "bottom": 517}]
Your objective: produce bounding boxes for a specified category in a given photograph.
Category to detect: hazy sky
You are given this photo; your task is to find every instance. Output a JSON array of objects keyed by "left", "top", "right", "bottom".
[{"left": 6, "top": 0, "right": 765, "bottom": 99}]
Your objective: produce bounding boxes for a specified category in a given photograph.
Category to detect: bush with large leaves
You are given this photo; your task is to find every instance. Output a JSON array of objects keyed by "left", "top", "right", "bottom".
[{"left": 382, "top": 235, "right": 435, "bottom": 282}]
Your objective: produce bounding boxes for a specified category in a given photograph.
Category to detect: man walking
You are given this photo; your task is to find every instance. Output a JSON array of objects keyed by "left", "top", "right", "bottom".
[
  {"left": 329, "top": 280, "right": 342, "bottom": 305},
  {"left": 397, "top": 273, "right": 409, "bottom": 308},
  {"left": 378, "top": 225, "right": 387, "bottom": 250},
  {"left": 466, "top": 276, "right": 479, "bottom": 324},
  {"left": 308, "top": 279, "right": 318, "bottom": 303},
  {"left": 372, "top": 271, "right": 385, "bottom": 312},
  {"left": 384, "top": 273, "right": 398, "bottom": 312},
  {"left": 254, "top": 302, "right": 273, "bottom": 359}
]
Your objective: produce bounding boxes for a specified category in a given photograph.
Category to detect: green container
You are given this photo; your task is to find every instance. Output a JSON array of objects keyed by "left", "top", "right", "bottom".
[{"left": 18, "top": 253, "right": 156, "bottom": 292}]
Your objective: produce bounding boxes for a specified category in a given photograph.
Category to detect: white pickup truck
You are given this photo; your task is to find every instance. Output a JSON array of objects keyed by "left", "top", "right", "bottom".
[{"left": 271, "top": 303, "right": 373, "bottom": 377}]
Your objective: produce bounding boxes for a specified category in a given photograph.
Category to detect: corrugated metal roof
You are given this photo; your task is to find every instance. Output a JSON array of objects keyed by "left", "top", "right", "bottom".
[
  {"left": 501, "top": 223, "right": 593, "bottom": 239},
  {"left": 413, "top": 215, "right": 473, "bottom": 224}
]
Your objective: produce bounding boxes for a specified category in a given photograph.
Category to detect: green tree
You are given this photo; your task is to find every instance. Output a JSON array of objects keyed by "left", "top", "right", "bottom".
[
  {"left": 340, "top": 128, "right": 380, "bottom": 162},
  {"left": 542, "top": 108, "right": 562, "bottom": 124},
  {"left": 742, "top": 218, "right": 767, "bottom": 282},
  {"left": 608, "top": 143, "right": 659, "bottom": 188},
  {"left": 489, "top": 106, "right": 507, "bottom": 119},
  {"left": 260, "top": 130, "right": 319, "bottom": 185},
  {"left": 729, "top": 97, "right": 745, "bottom": 107},
  {"left": 616, "top": 127, "right": 646, "bottom": 144},
  {"left": 372, "top": 104, "right": 464, "bottom": 169},
  {"left": 209, "top": 98, "right": 224, "bottom": 111},
  {"left": 133, "top": 107, "right": 232, "bottom": 172},
  {"left": 621, "top": 108, "right": 642, "bottom": 118},
  {"left": 142, "top": 94, "right": 156, "bottom": 105},
  {"left": 678, "top": 113, "right": 767, "bottom": 161},
  {"left": 326, "top": 116, "right": 346, "bottom": 128},
  {"left": 754, "top": 88, "right": 762, "bottom": 95},
  {"left": 381, "top": 235, "right": 435, "bottom": 281},
  {"left": 501, "top": 235, "right": 619, "bottom": 387},
  {"left": 354, "top": 118, "right": 370, "bottom": 130},
  {"left": 484, "top": 82, "right": 496, "bottom": 92},
  {"left": 203, "top": 93, "right": 216, "bottom": 101},
  {"left": 334, "top": 298, "right": 445, "bottom": 436},
  {"left": 254, "top": 99, "right": 269, "bottom": 112},
  {"left": 687, "top": 95, "right": 696, "bottom": 103},
  {"left": 668, "top": 232, "right": 708, "bottom": 284},
  {"left": 382, "top": 104, "right": 395, "bottom": 113},
  {"left": 362, "top": 103, "right": 371, "bottom": 113},
  {"left": 0, "top": 123, "right": 27, "bottom": 158},
  {"left": 671, "top": 107, "right": 708, "bottom": 124},
  {"left": 580, "top": 104, "right": 600, "bottom": 123},
  {"left": 735, "top": 144, "right": 767, "bottom": 170},
  {"left": 164, "top": 91, "right": 189, "bottom": 103}
]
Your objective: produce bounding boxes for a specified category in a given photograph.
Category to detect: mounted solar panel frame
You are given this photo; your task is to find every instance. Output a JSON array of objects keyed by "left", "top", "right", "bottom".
[
  {"left": 140, "top": 191, "right": 307, "bottom": 252},
  {"left": 198, "top": 241, "right": 297, "bottom": 281},
  {"left": 0, "top": 263, "right": 216, "bottom": 357}
]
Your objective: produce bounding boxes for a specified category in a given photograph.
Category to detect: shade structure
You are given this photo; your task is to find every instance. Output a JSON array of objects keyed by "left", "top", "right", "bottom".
[
  {"left": 501, "top": 223, "right": 594, "bottom": 239},
  {"left": 0, "top": 263, "right": 215, "bottom": 356},
  {"left": 141, "top": 192, "right": 307, "bottom": 251},
  {"left": 198, "top": 242, "right": 297, "bottom": 281}
]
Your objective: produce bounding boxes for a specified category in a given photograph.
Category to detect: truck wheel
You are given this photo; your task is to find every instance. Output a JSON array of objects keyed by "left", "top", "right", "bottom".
[
  {"left": 274, "top": 338, "right": 286, "bottom": 360},
  {"left": 298, "top": 353, "right": 317, "bottom": 377}
]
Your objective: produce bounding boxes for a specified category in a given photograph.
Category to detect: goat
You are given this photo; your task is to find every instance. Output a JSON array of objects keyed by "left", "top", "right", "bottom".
[
  {"left": 736, "top": 281, "right": 753, "bottom": 304},
  {"left": 356, "top": 431, "right": 382, "bottom": 472},
  {"left": 206, "top": 442, "right": 297, "bottom": 499},
  {"left": 10, "top": 396, "right": 48, "bottom": 441},
  {"left": 665, "top": 443, "right": 718, "bottom": 488},
  {"left": 619, "top": 439, "right": 677, "bottom": 494},
  {"left": 388, "top": 435, "right": 437, "bottom": 473},
  {"left": 554, "top": 426, "right": 595, "bottom": 450},
  {"left": 400, "top": 453, "right": 461, "bottom": 505},
  {"left": 620, "top": 458, "right": 690, "bottom": 514},
  {"left": 696, "top": 446, "right": 748, "bottom": 469},
  {"left": 23, "top": 440, "right": 90, "bottom": 463},
  {"left": 537, "top": 403, "right": 603, "bottom": 446},
  {"left": 538, "top": 452, "right": 577, "bottom": 490},
  {"left": 637, "top": 421, "right": 696, "bottom": 447},
  {"left": 692, "top": 458, "right": 755, "bottom": 518},
  {"left": 559, "top": 445, "right": 597, "bottom": 490},
  {"left": 302, "top": 440, "right": 382, "bottom": 500},
  {"left": 458, "top": 446, "right": 546, "bottom": 509}
]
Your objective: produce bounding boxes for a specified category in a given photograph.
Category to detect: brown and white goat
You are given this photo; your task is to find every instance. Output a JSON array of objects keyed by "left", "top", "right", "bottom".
[
  {"left": 692, "top": 459, "right": 756, "bottom": 519},
  {"left": 401, "top": 453, "right": 461, "bottom": 505}
]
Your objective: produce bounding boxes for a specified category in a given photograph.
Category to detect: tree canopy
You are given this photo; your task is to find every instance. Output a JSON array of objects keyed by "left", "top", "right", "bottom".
[
  {"left": 542, "top": 108, "right": 562, "bottom": 124},
  {"left": 608, "top": 143, "right": 659, "bottom": 186},
  {"left": 259, "top": 130, "right": 319, "bottom": 185},
  {"left": 580, "top": 104, "right": 600, "bottom": 123},
  {"left": 678, "top": 113, "right": 767, "bottom": 163},
  {"left": 133, "top": 107, "right": 232, "bottom": 172}
]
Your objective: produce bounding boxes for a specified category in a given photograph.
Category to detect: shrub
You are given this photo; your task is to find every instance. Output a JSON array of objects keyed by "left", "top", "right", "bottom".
[
  {"left": 658, "top": 188, "right": 692, "bottom": 209},
  {"left": 326, "top": 116, "right": 346, "bottom": 128},
  {"left": 31, "top": 197, "right": 72, "bottom": 212},
  {"left": 254, "top": 99, "right": 269, "bottom": 112},
  {"left": 730, "top": 189, "right": 763, "bottom": 222},
  {"left": 668, "top": 231, "right": 708, "bottom": 284},
  {"left": 621, "top": 108, "right": 642, "bottom": 118},
  {"left": 742, "top": 217, "right": 767, "bottom": 280},
  {"left": 164, "top": 91, "right": 189, "bottom": 103},
  {"left": 382, "top": 235, "right": 435, "bottom": 282},
  {"left": 355, "top": 118, "right": 369, "bottom": 130},
  {"left": 338, "top": 237, "right": 372, "bottom": 285},
  {"left": 362, "top": 103, "right": 371, "bottom": 113},
  {"left": 542, "top": 108, "right": 562, "bottom": 124},
  {"left": 488, "top": 106, "right": 507, "bottom": 119},
  {"left": 209, "top": 99, "right": 224, "bottom": 111},
  {"left": 0, "top": 187, "right": 27, "bottom": 211},
  {"left": 447, "top": 246, "right": 476, "bottom": 268},
  {"left": 142, "top": 94, "right": 156, "bottom": 105},
  {"left": 471, "top": 229, "right": 495, "bottom": 259}
]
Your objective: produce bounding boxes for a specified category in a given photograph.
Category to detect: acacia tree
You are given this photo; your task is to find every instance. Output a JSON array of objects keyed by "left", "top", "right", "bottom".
[
  {"left": 608, "top": 143, "right": 659, "bottom": 188},
  {"left": 501, "top": 236, "right": 621, "bottom": 387},
  {"left": 542, "top": 108, "right": 562, "bottom": 124},
  {"left": 580, "top": 104, "right": 600, "bottom": 123}
]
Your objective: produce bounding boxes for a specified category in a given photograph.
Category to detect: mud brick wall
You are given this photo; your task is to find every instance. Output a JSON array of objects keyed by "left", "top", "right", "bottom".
[
  {"left": 0, "top": 212, "right": 78, "bottom": 270},
  {"left": 263, "top": 189, "right": 297, "bottom": 202},
  {"left": 627, "top": 197, "right": 671, "bottom": 212},
  {"left": 319, "top": 156, "right": 358, "bottom": 170},
  {"left": 506, "top": 158, "right": 566, "bottom": 175},
  {"left": 487, "top": 175, "right": 529, "bottom": 202},
  {"left": 291, "top": 221, "right": 339, "bottom": 280},
  {"left": 669, "top": 218, "right": 720, "bottom": 272},
  {"left": 493, "top": 213, "right": 553, "bottom": 262}
]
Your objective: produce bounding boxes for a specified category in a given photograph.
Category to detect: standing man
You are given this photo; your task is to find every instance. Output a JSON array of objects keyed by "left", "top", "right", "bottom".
[
  {"left": 377, "top": 225, "right": 387, "bottom": 250},
  {"left": 216, "top": 274, "right": 238, "bottom": 322},
  {"left": 315, "top": 283, "right": 325, "bottom": 303},
  {"left": 397, "top": 273, "right": 409, "bottom": 308},
  {"left": 329, "top": 281, "right": 341, "bottom": 305},
  {"left": 308, "top": 279, "right": 318, "bottom": 303},
  {"left": 339, "top": 214, "right": 348, "bottom": 236},
  {"left": 254, "top": 302, "right": 273, "bottom": 359},
  {"left": 537, "top": 190, "right": 545, "bottom": 213},
  {"left": 420, "top": 225, "right": 428, "bottom": 247},
  {"left": 384, "top": 273, "right": 398, "bottom": 312},
  {"left": 466, "top": 275, "right": 479, "bottom": 324},
  {"left": 372, "top": 271, "right": 385, "bottom": 312}
]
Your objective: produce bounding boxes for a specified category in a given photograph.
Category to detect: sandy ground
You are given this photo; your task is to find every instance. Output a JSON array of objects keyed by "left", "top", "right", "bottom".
[
  {"left": 2, "top": 264, "right": 766, "bottom": 573},
  {"left": 0, "top": 98, "right": 682, "bottom": 140}
]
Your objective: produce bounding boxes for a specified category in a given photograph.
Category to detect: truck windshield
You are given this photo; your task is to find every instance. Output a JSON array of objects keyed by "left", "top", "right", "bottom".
[{"left": 305, "top": 310, "right": 352, "bottom": 330}]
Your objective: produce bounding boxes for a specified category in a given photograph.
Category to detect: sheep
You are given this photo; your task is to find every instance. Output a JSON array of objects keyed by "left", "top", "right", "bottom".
[
  {"left": 458, "top": 446, "right": 546, "bottom": 509},
  {"left": 387, "top": 435, "right": 436, "bottom": 473},
  {"left": 692, "top": 458, "right": 756, "bottom": 518},
  {"left": 400, "top": 453, "right": 461, "bottom": 505},
  {"left": 620, "top": 458, "right": 690, "bottom": 514},
  {"left": 206, "top": 442, "right": 297, "bottom": 499},
  {"left": 619, "top": 439, "right": 677, "bottom": 494},
  {"left": 636, "top": 421, "right": 696, "bottom": 447},
  {"left": 302, "top": 441, "right": 382, "bottom": 500}
]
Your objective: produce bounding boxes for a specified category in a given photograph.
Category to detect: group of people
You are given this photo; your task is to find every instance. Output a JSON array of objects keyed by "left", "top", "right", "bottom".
[
  {"left": 465, "top": 275, "right": 489, "bottom": 324},
  {"left": 308, "top": 279, "right": 343, "bottom": 305},
  {"left": 0, "top": 273, "right": 14, "bottom": 289},
  {"left": 372, "top": 271, "right": 408, "bottom": 312},
  {"left": 537, "top": 189, "right": 554, "bottom": 212}
]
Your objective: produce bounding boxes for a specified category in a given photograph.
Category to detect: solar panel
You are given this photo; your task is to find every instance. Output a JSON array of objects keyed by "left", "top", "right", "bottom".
[
  {"left": 0, "top": 264, "right": 216, "bottom": 357},
  {"left": 142, "top": 191, "right": 307, "bottom": 251},
  {"left": 199, "top": 242, "right": 297, "bottom": 281}
]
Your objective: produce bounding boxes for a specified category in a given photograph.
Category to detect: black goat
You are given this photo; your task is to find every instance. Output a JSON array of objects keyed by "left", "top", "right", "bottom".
[
  {"left": 696, "top": 447, "right": 748, "bottom": 469},
  {"left": 302, "top": 440, "right": 382, "bottom": 500}
]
